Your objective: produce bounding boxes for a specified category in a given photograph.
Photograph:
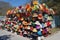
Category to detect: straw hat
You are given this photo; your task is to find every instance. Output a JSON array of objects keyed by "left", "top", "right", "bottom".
[
  {"left": 32, "top": 13, "right": 38, "bottom": 17},
  {"left": 32, "top": 28, "right": 37, "bottom": 32},
  {"left": 35, "top": 21, "right": 40, "bottom": 25},
  {"left": 7, "top": 10, "right": 11, "bottom": 15},
  {"left": 33, "top": 1, "right": 38, "bottom": 5},
  {"left": 35, "top": 21, "right": 42, "bottom": 28}
]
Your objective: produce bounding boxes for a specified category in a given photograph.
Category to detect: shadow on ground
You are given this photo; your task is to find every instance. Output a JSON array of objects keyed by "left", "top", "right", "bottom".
[{"left": 0, "top": 35, "right": 11, "bottom": 40}]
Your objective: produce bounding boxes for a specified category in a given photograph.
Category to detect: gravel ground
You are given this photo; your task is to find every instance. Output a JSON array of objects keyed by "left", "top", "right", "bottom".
[
  {"left": 0, "top": 29, "right": 30, "bottom": 40},
  {"left": 0, "top": 29, "right": 60, "bottom": 40},
  {"left": 45, "top": 31, "right": 60, "bottom": 40}
]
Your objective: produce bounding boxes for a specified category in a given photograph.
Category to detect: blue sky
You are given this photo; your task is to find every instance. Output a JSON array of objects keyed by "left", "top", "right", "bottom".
[
  {"left": 0, "top": 0, "right": 43, "bottom": 7},
  {"left": 0, "top": 0, "right": 31, "bottom": 7}
]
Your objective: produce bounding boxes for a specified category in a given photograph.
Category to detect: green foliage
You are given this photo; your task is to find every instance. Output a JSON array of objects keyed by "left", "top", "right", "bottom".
[{"left": 43, "top": 0, "right": 60, "bottom": 15}]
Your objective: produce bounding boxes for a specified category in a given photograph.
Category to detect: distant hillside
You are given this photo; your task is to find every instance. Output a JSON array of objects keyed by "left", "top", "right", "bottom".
[{"left": 0, "top": 1, "right": 13, "bottom": 16}]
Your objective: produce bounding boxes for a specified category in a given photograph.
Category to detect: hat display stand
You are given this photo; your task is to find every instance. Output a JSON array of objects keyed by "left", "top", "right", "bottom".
[{"left": 4, "top": 0, "right": 55, "bottom": 40}]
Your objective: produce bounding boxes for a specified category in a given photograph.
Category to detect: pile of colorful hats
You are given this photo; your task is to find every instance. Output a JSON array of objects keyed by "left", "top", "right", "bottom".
[{"left": 5, "top": 1, "right": 55, "bottom": 40}]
